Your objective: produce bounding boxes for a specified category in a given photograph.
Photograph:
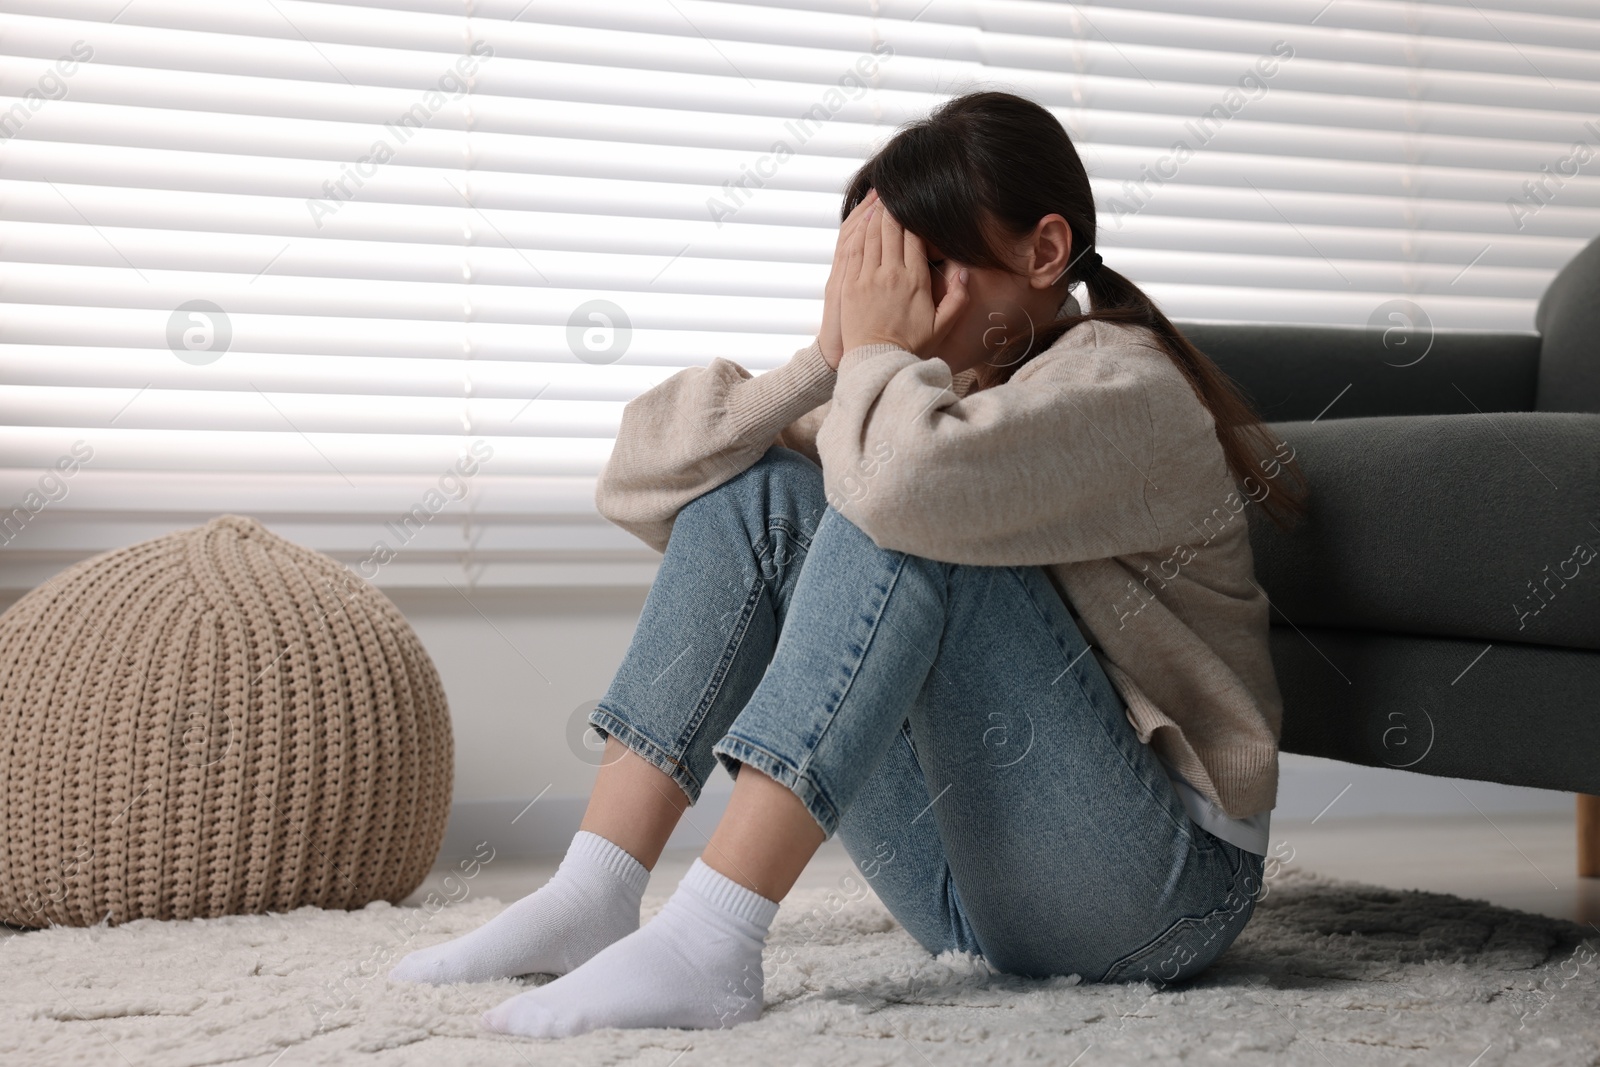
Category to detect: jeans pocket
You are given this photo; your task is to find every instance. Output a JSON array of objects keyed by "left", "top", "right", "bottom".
[{"left": 1097, "top": 852, "right": 1262, "bottom": 986}]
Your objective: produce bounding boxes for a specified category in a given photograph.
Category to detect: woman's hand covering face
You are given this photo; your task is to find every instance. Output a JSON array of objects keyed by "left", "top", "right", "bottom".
[{"left": 838, "top": 188, "right": 969, "bottom": 360}]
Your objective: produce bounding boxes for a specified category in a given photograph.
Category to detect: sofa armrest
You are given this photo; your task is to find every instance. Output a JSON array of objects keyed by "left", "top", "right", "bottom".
[{"left": 1536, "top": 233, "right": 1600, "bottom": 414}]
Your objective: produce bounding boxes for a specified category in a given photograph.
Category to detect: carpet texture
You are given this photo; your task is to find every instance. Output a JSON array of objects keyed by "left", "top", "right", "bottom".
[{"left": 4, "top": 867, "right": 1596, "bottom": 1066}]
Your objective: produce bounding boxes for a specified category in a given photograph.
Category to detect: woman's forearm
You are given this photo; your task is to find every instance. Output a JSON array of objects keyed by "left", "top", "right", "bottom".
[{"left": 594, "top": 339, "right": 838, "bottom": 553}]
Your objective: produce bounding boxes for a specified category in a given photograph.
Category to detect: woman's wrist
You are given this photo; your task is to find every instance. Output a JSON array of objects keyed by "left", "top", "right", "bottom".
[
  {"left": 837, "top": 341, "right": 916, "bottom": 376},
  {"left": 726, "top": 338, "right": 837, "bottom": 441},
  {"left": 819, "top": 334, "right": 844, "bottom": 371}
]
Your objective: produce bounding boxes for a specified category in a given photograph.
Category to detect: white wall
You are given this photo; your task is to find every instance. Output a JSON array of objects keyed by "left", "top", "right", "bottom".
[
  {"left": 389, "top": 590, "right": 1569, "bottom": 859},
  {"left": 387, "top": 586, "right": 651, "bottom": 805},
  {"left": 383, "top": 586, "right": 745, "bottom": 860},
  {"left": 0, "top": 586, "right": 1570, "bottom": 861}
]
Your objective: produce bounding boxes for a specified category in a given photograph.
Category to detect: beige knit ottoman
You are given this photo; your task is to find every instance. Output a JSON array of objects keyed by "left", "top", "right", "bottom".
[{"left": 0, "top": 515, "right": 454, "bottom": 927}]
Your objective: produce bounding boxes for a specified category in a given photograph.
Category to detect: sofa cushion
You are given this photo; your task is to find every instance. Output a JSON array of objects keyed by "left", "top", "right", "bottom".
[
  {"left": 1246, "top": 412, "right": 1600, "bottom": 651},
  {"left": 1535, "top": 233, "right": 1600, "bottom": 414},
  {"left": 1271, "top": 627, "right": 1600, "bottom": 796},
  {"left": 1177, "top": 321, "right": 1541, "bottom": 421}
]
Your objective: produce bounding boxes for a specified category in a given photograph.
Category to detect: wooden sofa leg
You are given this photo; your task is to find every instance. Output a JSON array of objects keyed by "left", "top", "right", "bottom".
[{"left": 1581, "top": 795, "right": 1600, "bottom": 878}]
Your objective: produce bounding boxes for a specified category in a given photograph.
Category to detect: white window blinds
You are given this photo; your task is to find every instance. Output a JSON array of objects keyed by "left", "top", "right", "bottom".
[{"left": 3, "top": 0, "right": 1597, "bottom": 589}]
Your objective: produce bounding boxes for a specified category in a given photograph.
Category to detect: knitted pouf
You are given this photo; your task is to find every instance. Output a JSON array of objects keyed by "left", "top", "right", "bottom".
[{"left": 0, "top": 515, "right": 454, "bottom": 928}]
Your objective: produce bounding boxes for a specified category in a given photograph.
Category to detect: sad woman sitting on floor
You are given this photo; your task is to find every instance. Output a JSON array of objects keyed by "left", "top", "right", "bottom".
[{"left": 388, "top": 88, "right": 1308, "bottom": 1037}]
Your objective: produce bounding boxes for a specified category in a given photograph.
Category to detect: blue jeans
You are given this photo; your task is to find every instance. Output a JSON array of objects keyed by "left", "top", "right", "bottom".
[{"left": 591, "top": 446, "right": 1264, "bottom": 984}]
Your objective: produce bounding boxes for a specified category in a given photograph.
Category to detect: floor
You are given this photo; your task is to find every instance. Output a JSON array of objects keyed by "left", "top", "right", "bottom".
[
  {"left": 404, "top": 809, "right": 1600, "bottom": 928},
  {"left": 1267, "top": 811, "right": 1600, "bottom": 927}
]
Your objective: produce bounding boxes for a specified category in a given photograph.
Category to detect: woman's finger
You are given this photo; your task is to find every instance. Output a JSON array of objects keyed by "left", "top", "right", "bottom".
[
  {"left": 876, "top": 201, "right": 902, "bottom": 268},
  {"left": 832, "top": 197, "right": 866, "bottom": 280},
  {"left": 862, "top": 200, "right": 883, "bottom": 273},
  {"left": 882, "top": 208, "right": 935, "bottom": 317},
  {"left": 885, "top": 205, "right": 916, "bottom": 270},
  {"left": 836, "top": 189, "right": 874, "bottom": 250},
  {"left": 840, "top": 189, "right": 875, "bottom": 237},
  {"left": 843, "top": 197, "right": 870, "bottom": 282},
  {"left": 838, "top": 203, "right": 870, "bottom": 262},
  {"left": 931, "top": 266, "right": 969, "bottom": 344}
]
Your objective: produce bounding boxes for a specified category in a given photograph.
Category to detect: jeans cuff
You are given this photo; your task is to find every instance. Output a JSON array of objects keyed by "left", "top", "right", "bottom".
[
  {"left": 711, "top": 734, "right": 841, "bottom": 838},
  {"left": 588, "top": 705, "right": 703, "bottom": 805}
]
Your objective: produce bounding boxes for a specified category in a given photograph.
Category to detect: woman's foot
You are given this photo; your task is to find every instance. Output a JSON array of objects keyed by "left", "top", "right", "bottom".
[
  {"left": 480, "top": 858, "right": 777, "bottom": 1037},
  {"left": 388, "top": 831, "right": 648, "bottom": 984}
]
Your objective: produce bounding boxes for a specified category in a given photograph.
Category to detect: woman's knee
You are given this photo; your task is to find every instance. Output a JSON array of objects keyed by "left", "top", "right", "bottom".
[
  {"left": 759, "top": 446, "right": 827, "bottom": 509},
  {"left": 744, "top": 444, "right": 823, "bottom": 487},
  {"left": 692, "top": 446, "right": 823, "bottom": 512},
  {"left": 677, "top": 446, "right": 826, "bottom": 537}
]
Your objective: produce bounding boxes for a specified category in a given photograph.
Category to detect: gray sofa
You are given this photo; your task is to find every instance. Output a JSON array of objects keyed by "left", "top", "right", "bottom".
[{"left": 1177, "top": 234, "right": 1600, "bottom": 875}]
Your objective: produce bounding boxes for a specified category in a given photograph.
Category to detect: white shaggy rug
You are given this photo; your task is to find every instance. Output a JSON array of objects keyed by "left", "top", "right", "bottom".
[{"left": 5, "top": 867, "right": 1597, "bottom": 1067}]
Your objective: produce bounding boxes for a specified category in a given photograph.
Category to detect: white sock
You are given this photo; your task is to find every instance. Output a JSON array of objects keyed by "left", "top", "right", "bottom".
[
  {"left": 388, "top": 831, "right": 648, "bottom": 984},
  {"left": 480, "top": 858, "right": 779, "bottom": 1037}
]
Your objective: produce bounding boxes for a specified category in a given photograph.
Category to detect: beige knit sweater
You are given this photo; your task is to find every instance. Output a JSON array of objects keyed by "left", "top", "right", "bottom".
[{"left": 594, "top": 297, "right": 1283, "bottom": 819}]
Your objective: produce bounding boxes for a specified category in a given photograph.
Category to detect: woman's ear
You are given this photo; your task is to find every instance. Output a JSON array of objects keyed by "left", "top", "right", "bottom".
[{"left": 1029, "top": 214, "right": 1073, "bottom": 290}]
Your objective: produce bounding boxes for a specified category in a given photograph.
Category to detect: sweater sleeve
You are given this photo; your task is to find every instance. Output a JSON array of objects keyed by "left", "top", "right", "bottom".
[
  {"left": 594, "top": 339, "right": 838, "bottom": 554},
  {"left": 815, "top": 338, "right": 1173, "bottom": 566}
]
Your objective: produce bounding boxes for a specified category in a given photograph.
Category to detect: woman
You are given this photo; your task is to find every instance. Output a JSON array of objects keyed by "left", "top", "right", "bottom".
[{"left": 391, "top": 90, "right": 1308, "bottom": 1038}]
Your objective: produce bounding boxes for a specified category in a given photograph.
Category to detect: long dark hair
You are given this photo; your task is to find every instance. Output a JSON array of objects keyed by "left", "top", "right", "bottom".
[{"left": 841, "top": 90, "right": 1308, "bottom": 531}]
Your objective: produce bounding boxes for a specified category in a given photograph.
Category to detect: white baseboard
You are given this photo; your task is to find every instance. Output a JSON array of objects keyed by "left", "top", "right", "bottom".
[{"left": 1272, "top": 754, "right": 1571, "bottom": 821}]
